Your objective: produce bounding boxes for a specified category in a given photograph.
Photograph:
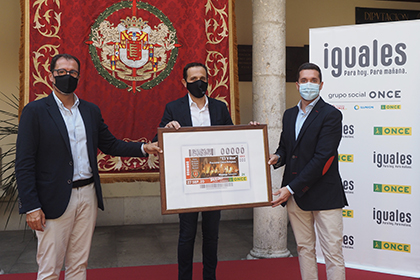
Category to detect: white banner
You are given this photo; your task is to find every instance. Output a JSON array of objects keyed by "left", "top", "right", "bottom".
[{"left": 310, "top": 20, "right": 420, "bottom": 277}]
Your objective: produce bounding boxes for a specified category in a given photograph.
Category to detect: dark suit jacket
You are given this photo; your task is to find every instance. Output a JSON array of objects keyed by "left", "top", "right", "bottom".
[
  {"left": 274, "top": 97, "right": 348, "bottom": 211},
  {"left": 155, "top": 94, "right": 233, "bottom": 136},
  {"left": 15, "top": 93, "right": 145, "bottom": 219}
]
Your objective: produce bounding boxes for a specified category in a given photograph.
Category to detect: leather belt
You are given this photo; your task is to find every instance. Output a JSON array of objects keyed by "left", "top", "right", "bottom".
[{"left": 72, "top": 177, "right": 94, "bottom": 188}]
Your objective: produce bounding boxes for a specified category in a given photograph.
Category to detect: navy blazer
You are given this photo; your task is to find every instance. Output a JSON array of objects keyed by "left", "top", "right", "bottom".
[
  {"left": 274, "top": 97, "right": 348, "bottom": 211},
  {"left": 155, "top": 94, "right": 233, "bottom": 136},
  {"left": 15, "top": 93, "right": 145, "bottom": 219}
]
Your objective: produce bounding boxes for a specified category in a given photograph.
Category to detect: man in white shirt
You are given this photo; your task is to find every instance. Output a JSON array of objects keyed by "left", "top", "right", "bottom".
[{"left": 156, "top": 62, "right": 233, "bottom": 280}]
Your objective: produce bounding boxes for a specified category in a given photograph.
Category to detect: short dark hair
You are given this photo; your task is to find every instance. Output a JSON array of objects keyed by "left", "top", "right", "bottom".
[
  {"left": 296, "top": 62, "right": 322, "bottom": 82},
  {"left": 50, "top": 54, "right": 81, "bottom": 72},
  {"left": 183, "top": 62, "right": 208, "bottom": 80}
]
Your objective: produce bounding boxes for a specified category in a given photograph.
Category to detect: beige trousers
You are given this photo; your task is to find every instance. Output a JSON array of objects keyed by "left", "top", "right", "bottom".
[
  {"left": 36, "top": 183, "right": 98, "bottom": 280},
  {"left": 287, "top": 196, "right": 345, "bottom": 280}
]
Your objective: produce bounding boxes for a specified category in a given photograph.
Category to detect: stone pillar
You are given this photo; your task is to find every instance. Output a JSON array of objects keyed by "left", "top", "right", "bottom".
[{"left": 248, "top": 0, "right": 291, "bottom": 259}]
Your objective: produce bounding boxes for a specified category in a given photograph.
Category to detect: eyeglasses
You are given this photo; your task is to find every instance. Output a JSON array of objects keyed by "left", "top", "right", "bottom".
[{"left": 53, "top": 69, "right": 79, "bottom": 78}]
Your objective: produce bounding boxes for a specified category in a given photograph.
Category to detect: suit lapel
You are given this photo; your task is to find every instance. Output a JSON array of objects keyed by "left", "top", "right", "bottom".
[
  {"left": 289, "top": 106, "right": 299, "bottom": 143},
  {"left": 293, "top": 98, "right": 326, "bottom": 150},
  {"left": 78, "top": 100, "right": 92, "bottom": 142},
  {"left": 45, "top": 93, "right": 71, "bottom": 154},
  {"left": 180, "top": 94, "right": 193, "bottom": 126},
  {"left": 208, "top": 97, "right": 216, "bottom": 125},
  {"left": 78, "top": 100, "right": 95, "bottom": 165}
]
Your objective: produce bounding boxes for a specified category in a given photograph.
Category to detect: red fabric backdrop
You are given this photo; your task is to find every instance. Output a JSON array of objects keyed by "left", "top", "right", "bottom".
[{"left": 21, "top": 0, "right": 237, "bottom": 181}]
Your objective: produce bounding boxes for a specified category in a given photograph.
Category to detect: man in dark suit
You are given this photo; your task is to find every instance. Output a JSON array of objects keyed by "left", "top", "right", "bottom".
[
  {"left": 156, "top": 62, "right": 233, "bottom": 280},
  {"left": 15, "top": 53, "right": 161, "bottom": 280},
  {"left": 269, "top": 62, "right": 347, "bottom": 280}
]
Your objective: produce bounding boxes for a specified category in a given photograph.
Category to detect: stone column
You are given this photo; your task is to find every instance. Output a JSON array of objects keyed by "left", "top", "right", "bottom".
[{"left": 247, "top": 0, "right": 291, "bottom": 259}]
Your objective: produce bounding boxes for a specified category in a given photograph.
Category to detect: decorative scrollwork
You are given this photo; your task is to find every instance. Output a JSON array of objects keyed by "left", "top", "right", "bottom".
[
  {"left": 97, "top": 138, "right": 155, "bottom": 172},
  {"left": 206, "top": 50, "right": 228, "bottom": 102},
  {"left": 31, "top": 0, "right": 61, "bottom": 99},
  {"left": 32, "top": 44, "right": 60, "bottom": 97},
  {"left": 205, "top": 0, "right": 228, "bottom": 45},
  {"left": 33, "top": 0, "right": 61, "bottom": 39}
]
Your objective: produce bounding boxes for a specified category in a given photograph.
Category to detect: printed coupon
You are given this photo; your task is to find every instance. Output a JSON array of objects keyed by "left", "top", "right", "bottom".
[{"left": 182, "top": 143, "right": 250, "bottom": 193}]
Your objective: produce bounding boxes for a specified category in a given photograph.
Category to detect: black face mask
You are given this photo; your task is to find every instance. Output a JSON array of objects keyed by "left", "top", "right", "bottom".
[
  {"left": 54, "top": 75, "right": 79, "bottom": 94},
  {"left": 187, "top": 80, "right": 208, "bottom": 98}
]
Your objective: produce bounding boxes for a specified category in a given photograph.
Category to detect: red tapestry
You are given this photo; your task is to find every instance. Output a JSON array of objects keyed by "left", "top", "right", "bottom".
[{"left": 20, "top": 0, "right": 238, "bottom": 182}]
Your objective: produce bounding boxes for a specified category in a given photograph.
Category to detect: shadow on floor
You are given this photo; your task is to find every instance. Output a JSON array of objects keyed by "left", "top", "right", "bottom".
[{"left": 0, "top": 219, "right": 297, "bottom": 274}]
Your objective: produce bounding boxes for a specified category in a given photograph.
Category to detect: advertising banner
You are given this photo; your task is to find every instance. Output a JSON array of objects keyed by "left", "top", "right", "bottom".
[{"left": 310, "top": 20, "right": 420, "bottom": 277}]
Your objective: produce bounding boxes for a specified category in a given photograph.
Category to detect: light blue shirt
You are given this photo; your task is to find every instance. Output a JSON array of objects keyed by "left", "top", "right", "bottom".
[
  {"left": 53, "top": 92, "right": 93, "bottom": 181},
  {"left": 286, "top": 95, "right": 321, "bottom": 195},
  {"left": 295, "top": 95, "right": 321, "bottom": 140}
]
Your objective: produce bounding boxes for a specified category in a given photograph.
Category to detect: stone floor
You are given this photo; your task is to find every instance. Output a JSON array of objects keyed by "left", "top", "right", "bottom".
[{"left": 0, "top": 219, "right": 297, "bottom": 275}]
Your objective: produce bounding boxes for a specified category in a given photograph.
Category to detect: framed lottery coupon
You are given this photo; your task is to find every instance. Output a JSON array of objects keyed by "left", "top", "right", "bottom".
[{"left": 158, "top": 125, "right": 272, "bottom": 214}]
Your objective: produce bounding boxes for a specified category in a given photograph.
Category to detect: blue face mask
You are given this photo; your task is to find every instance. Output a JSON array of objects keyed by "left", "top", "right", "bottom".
[{"left": 299, "top": 82, "right": 320, "bottom": 101}]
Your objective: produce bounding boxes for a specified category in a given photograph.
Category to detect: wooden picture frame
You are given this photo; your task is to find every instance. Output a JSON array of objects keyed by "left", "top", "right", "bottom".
[{"left": 158, "top": 124, "right": 272, "bottom": 214}]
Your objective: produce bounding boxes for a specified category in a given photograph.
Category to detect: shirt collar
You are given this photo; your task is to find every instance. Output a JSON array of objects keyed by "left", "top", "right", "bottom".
[
  {"left": 297, "top": 95, "right": 321, "bottom": 114},
  {"left": 52, "top": 91, "right": 79, "bottom": 109},
  {"left": 188, "top": 93, "right": 208, "bottom": 109}
]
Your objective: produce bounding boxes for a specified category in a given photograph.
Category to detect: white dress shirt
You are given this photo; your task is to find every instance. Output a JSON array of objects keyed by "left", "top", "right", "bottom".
[{"left": 188, "top": 94, "right": 211, "bottom": 127}]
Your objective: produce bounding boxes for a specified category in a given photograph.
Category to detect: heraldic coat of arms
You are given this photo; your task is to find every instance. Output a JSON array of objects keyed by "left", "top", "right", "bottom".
[{"left": 87, "top": 1, "right": 180, "bottom": 93}]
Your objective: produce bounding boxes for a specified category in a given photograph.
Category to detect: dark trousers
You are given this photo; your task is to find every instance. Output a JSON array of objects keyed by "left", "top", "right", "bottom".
[{"left": 177, "top": 210, "right": 221, "bottom": 280}]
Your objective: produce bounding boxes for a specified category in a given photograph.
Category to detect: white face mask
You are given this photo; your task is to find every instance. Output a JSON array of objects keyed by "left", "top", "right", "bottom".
[{"left": 299, "top": 82, "right": 320, "bottom": 101}]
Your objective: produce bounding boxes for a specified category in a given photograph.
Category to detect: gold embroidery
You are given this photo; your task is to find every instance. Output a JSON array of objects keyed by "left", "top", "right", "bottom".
[
  {"left": 32, "top": 44, "right": 59, "bottom": 91},
  {"left": 205, "top": 1, "right": 229, "bottom": 106},
  {"left": 205, "top": 0, "right": 228, "bottom": 45},
  {"left": 206, "top": 50, "right": 228, "bottom": 104},
  {"left": 98, "top": 138, "right": 150, "bottom": 172},
  {"left": 33, "top": 0, "right": 61, "bottom": 39}
]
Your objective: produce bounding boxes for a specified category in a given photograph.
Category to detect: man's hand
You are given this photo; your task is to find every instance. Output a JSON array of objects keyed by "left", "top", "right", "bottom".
[
  {"left": 248, "top": 121, "right": 260, "bottom": 126},
  {"left": 144, "top": 142, "right": 163, "bottom": 155},
  {"left": 268, "top": 154, "right": 280, "bottom": 165},
  {"left": 165, "top": 121, "right": 181, "bottom": 129},
  {"left": 26, "top": 209, "right": 46, "bottom": 231},
  {"left": 271, "top": 187, "right": 292, "bottom": 207}
]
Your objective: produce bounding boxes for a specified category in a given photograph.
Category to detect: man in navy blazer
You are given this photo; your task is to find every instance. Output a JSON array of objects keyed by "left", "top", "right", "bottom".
[
  {"left": 15, "top": 53, "right": 161, "bottom": 280},
  {"left": 156, "top": 62, "right": 233, "bottom": 280},
  {"left": 269, "top": 63, "right": 347, "bottom": 280}
]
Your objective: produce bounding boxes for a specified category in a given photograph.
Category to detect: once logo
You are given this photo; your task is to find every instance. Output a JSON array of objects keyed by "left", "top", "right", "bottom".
[
  {"left": 374, "top": 127, "right": 411, "bottom": 136},
  {"left": 229, "top": 176, "right": 247, "bottom": 182},
  {"left": 323, "top": 40, "right": 407, "bottom": 78},
  {"left": 342, "top": 209, "right": 354, "bottom": 218},
  {"left": 374, "top": 184, "right": 411, "bottom": 194},
  {"left": 373, "top": 240, "right": 410, "bottom": 253},
  {"left": 381, "top": 104, "right": 401, "bottom": 110},
  {"left": 339, "top": 154, "right": 354, "bottom": 162},
  {"left": 369, "top": 90, "right": 401, "bottom": 99}
]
